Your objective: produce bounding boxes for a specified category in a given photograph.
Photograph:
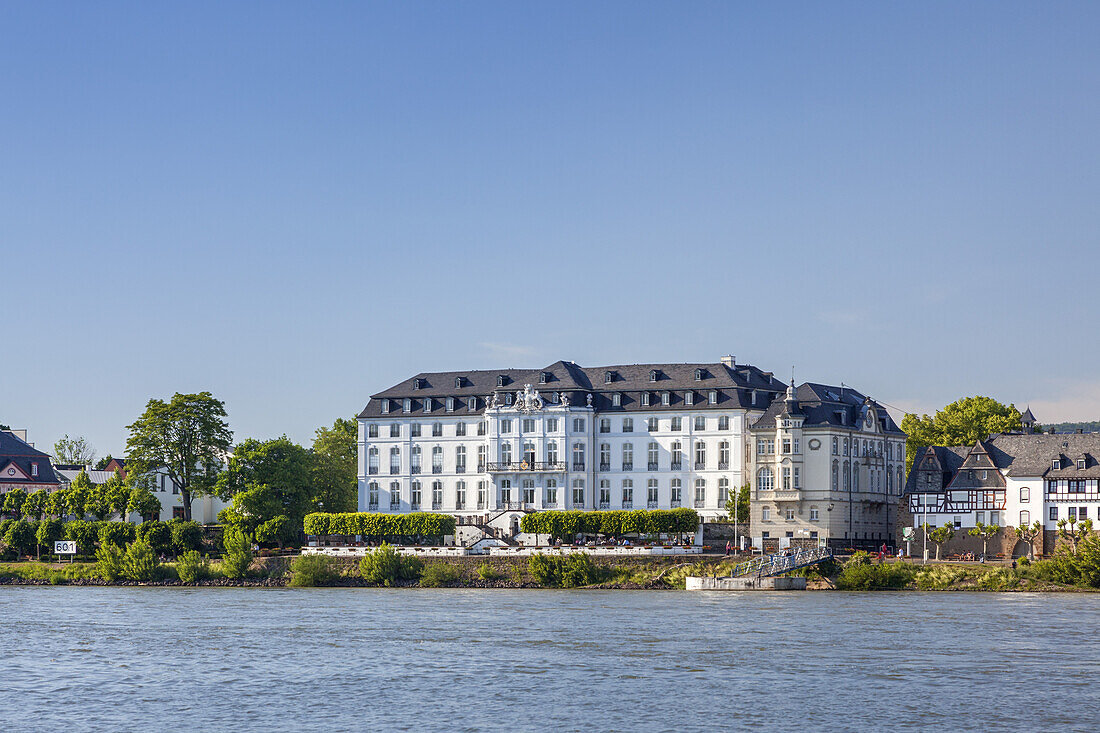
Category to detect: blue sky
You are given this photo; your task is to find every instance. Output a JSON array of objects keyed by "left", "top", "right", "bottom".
[{"left": 4, "top": 2, "right": 1099, "bottom": 457}]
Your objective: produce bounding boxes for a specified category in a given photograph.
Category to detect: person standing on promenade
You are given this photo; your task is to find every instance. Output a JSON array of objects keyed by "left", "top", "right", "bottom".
[{"left": 725, "top": 540, "right": 732, "bottom": 557}]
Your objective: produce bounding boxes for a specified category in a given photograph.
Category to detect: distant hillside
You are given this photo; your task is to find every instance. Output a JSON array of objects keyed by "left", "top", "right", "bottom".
[{"left": 1044, "top": 421, "right": 1100, "bottom": 434}]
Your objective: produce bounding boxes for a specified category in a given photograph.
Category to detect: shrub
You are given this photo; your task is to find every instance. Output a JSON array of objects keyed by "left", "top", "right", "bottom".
[
  {"left": 358, "top": 543, "right": 422, "bottom": 586},
  {"left": 420, "top": 562, "right": 460, "bottom": 587},
  {"left": 95, "top": 543, "right": 125, "bottom": 581},
  {"left": 98, "top": 521, "right": 136, "bottom": 548},
  {"left": 121, "top": 539, "right": 159, "bottom": 581},
  {"left": 137, "top": 521, "right": 173, "bottom": 556},
  {"left": 170, "top": 521, "right": 204, "bottom": 555},
  {"left": 289, "top": 554, "right": 340, "bottom": 587},
  {"left": 836, "top": 561, "right": 916, "bottom": 590},
  {"left": 528, "top": 553, "right": 560, "bottom": 586},
  {"left": 476, "top": 561, "right": 500, "bottom": 581},
  {"left": 975, "top": 569, "right": 1020, "bottom": 591},
  {"left": 36, "top": 519, "right": 64, "bottom": 554},
  {"left": 221, "top": 529, "right": 254, "bottom": 580},
  {"left": 1017, "top": 556, "right": 1031, "bottom": 567},
  {"left": 256, "top": 515, "right": 291, "bottom": 547},
  {"left": 914, "top": 566, "right": 970, "bottom": 590},
  {"left": 176, "top": 550, "right": 208, "bottom": 583},
  {"left": 528, "top": 552, "right": 604, "bottom": 588}
]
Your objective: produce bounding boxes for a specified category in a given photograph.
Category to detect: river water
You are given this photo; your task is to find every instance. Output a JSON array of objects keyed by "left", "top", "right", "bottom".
[{"left": 2, "top": 587, "right": 1097, "bottom": 732}]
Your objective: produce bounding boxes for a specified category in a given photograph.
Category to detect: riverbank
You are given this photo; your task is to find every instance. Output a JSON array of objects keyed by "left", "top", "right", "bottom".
[{"left": 1, "top": 553, "right": 1096, "bottom": 591}]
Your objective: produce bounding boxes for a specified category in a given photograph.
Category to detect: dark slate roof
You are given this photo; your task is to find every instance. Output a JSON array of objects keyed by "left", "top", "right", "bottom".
[
  {"left": 1020, "top": 407, "right": 1037, "bottom": 424},
  {"left": 359, "top": 360, "right": 787, "bottom": 418},
  {"left": 986, "top": 433, "right": 1100, "bottom": 479},
  {"left": 0, "top": 431, "right": 61, "bottom": 486},
  {"left": 750, "top": 382, "right": 904, "bottom": 435},
  {"left": 903, "top": 445, "right": 970, "bottom": 495}
]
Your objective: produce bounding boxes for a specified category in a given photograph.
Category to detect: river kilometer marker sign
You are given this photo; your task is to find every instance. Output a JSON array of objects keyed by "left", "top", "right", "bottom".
[{"left": 54, "top": 540, "right": 77, "bottom": 555}]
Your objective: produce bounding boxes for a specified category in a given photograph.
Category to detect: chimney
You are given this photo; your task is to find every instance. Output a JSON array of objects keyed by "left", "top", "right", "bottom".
[{"left": 720, "top": 355, "right": 735, "bottom": 368}]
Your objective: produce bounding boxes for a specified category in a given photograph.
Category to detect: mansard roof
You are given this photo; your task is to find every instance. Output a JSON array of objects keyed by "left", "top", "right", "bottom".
[
  {"left": 749, "top": 382, "right": 903, "bottom": 435},
  {"left": 358, "top": 360, "right": 787, "bottom": 418},
  {"left": 0, "top": 430, "right": 61, "bottom": 486}
]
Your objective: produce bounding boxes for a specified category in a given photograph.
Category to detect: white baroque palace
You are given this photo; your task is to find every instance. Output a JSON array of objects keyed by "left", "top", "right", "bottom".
[{"left": 357, "top": 358, "right": 787, "bottom": 533}]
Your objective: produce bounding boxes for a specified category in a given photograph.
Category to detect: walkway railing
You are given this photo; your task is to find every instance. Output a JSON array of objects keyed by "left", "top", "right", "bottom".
[{"left": 729, "top": 546, "right": 834, "bottom": 578}]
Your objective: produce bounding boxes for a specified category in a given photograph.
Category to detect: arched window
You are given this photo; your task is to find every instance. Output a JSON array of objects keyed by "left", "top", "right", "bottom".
[
  {"left": 390, "top": 447, "right": 400, "bottom": 474},
  {"left": 694, "top": 478, "right": 706, "bottom": 507},
  {"left": 431, "top": 481, "right": 443, "bottom": 508},
  {"left": 368, "top": 447, "right": 379, "bottom": 474},
  {"left": 410, "top": 445, "right": 422, "bottom": 473},
  {"left": 432, "top": 446, "right": 443, "bottom": 473},
  {"left": 572, "top": 479, "right": 585, "bottom": 506},
  {"left": 648, "top": 442, "right": 659, "bottom": 469},
  {"left": 647, "top": 478, "right": 659, "bottom": 506},
  {"left": 853, "top": 462, "right": 860, "bottom": 491},
  {"left": 433, "top": 422, "right": 443, "bottom": 436},
  {"left": 757, "top": 467, "right": 774, "bottom": 491},
  {"left": 600, "top": 443, "right": 610, "bottom": 469},
  {"left": 389, "top": 481, "right": 401, "bottom": 508},
  {"left": 718, "top": 477, "right": 729, "bottom": 507},
  {"left": 671, "top": 478, "right": 682, "bottom": 505},
  {"left": 695, "top": 441, "right": 706, "bottom": 469},
  {"left": 410, "top": 480, "right": 422, "bottom": 508},
  {"left": 843, "top": 462, "right": 850, "bottom": 490},
  {"left": 455, "top": 445, "right": 466, "bottom": 472},
  {"left": 1020, "top": 486, "right": 1031, "bottom": 503},
  {"left": 843, "top": 438, "right": 849, "bottom": 456},
  {"left": 832, "top": 437, "right": 838, "bottom": 455},
  {"left": 621, "top": 479, "right": 634, "bottom": 507},
  {"left": 622, "top": 443, "right": 633, "bottom": 470},
  {"left": 1019, "top": 510, "right": 1030, "bottom": 526},
  {"left": 671, "top": 441, "right": 683, "bottom": 469}
]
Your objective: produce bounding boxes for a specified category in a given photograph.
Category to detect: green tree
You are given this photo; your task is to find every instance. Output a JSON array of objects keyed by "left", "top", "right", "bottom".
[
  {"left": 137, "top": 521, "right": 173, "bottom": 555},
  {"left": 170, "top": 520, "right": 204, "bottom": 555},
  {"left": 35, "top": 519, "right": 63, "bottom": 559},
  {"left": 125, "top": 391, "right": 232, "bottom": 522},
  {"left": 255, "top": 515, "right": 290, "bottom": 548},
  {"left": 310, "top": 418, "right": 358, "bottom": 514},
  {"left": 84, "top": 481, "right": 113, "bottom": 521},
  {"left": 967, "top": 521, "right": 1000, "bottom": 559},
  {"left": 4, "top": 520, "right": 37, "bottom": 558},
  {"left": 101, "top": 470, "right": 131, "bottom": 522},
  {"left": 67, "top": 471, "right": 94, "bottom": 520},
  {"left": 902, "top": 396, "right": 1023, "bottom": 472},
  {"left": 924, "top": 523, "right": 956, "bottom": 561},
  {"left": 127, "top": 483, "right": 162, "bottom": 521},
  {"left": 45, "top": 488, "right": 70, "bottom": 520},
  {"left": 217, "top": 436, "right": 313, "bottom": 532},
  {"left": 2, "top": 488, "right": 27, "bottom": 518},
  {"left": 64, "top": 520, "right": 100, "bottom": 555},
  {"left": 1014, "top": 520, "right": 1043, "bottom": 560},
  {"left": 53, "top": 434, "right": 96, "bottom": 465},
  {"left": 1057, "top": 516, "right": 1092, "bottom": 556},
  {"left": 121, "top": 539, "right": 159, "bottom": 581},
  {"left": 22, "top": 489, "right": 48, "bottom": 520}
]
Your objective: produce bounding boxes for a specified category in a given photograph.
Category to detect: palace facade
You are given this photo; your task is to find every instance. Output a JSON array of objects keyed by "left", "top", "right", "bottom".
[{"left": 357, "top": 358, "right": 786, "bottom": 532}]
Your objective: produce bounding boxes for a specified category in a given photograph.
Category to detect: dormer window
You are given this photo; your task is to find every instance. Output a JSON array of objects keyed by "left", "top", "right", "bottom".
[
  {"left": 751, "top": 390, "right": 758, "bottom": 406},
  {"left": 497, "top": 375, "right": 506, "bottom": 387},
  {"left": 604, "top": 371, "right": 613, "bottom": 384},
  {"left": 381, "top": 399, "right": 390, "bottom": 414},
  {"left": 685, "top": 392, "right": 694, "bottom": 406},
  {"left": 708, "top": 390, "right": 717, "bottom": 405},
  {"left": 31, "top": 463, "right": 38, "bottom": 477},
  {"left": 694, "top": 368, "right": 703, "bottom": 381},
  {"left": 413, "top": 378, "right": 423, "bottom": 390},
  {"left": 539, "top": 372, "right": 549, "bottom": 385},
  {"left": 642, "top": 393, "right": 651, "bottom": 407},
  {"left": 612, "top": 393, "right": 622, "bottom": 407},
  {"left": 1078, "top": 459, "right": 1087, "bottom": 470},
  {"left": 403, "top": 398, "right": 411, "bottom": 413},
  {"left": 1053, "top": 458, "right": 1061, "bottom": 470},
  {"left": 446, "top": 397, "right": 455, "bottom": 412},
  {"left": 505, "top": 393, "right": 514, "bottom": 406},
  {"left": 455, "top": 377, "right": 464, "bottom": 389},
  {"left": 469, "top": 397, "right": 478, "bottom": 410},
  {"left": 423, "top": 399, "right": 432, "bottom": 413},
  {"left": 649, "top": 370, "right": 658, "bottom": 382},
  {"left": 661, "top": 391, "right": 670, "bottom": 406}
]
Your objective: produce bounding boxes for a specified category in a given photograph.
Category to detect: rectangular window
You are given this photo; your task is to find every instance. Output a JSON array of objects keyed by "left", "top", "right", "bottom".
[
  {"left": 809, "top": 508, "right": 819, "bottom": 521},
  {"left": 411, "top": 423, "right": 421, "bottom": 437},
  {"left": 381, "top": 399, "right": 390, "bottom": 414},
  {"left": 782, "top": 438, "right": 792, "bottom": 454},
  {"left": 545, "top": 481, "right": 558, "bottom": 507},
  {"left": 793, "top": 467, "right": 800, "bottom": 489},
  {"left": 612, "top": 393, "right": 621, "bottom": 407},
  {"left": 1049, "top": 506, "right": 1058, "bottom": 521},
  {"left": 661, "top": 391, "right": 670, "bottom": 406},
  {"left": 547, "top": 418, "right": 558, "bottom": 432},
  {"left": 446, "top": 397, "right": 454, "bottom": 412},
  {"left": 671, "top": 417, "right": 682, "bottom": 431},
  {"left": 456, "top": 422, "right": 466, "bottom": 436},
  {"left": 478, "top": 421, "right": 487, "bottom": 436},
  {"left": 762, "top": 508, "right": 770, "bottom": 521},
  {"left": 572, "top": 480, "right": 585, "bottom": 506},
  {"left": 573, "top": 418, "right": 586, "bottom": 432},
  {"left": 390, "top": 424, "right": 400, "bottom": 438},
  {"left": 622, "top": 418, "right": 633, "bottom": 433},
  {"left": 648, "top": 417, "right": 658, "bottom": 432},
  {"left": 782, "top": 467, "right": 791, "bottom": 490},
  {"left": 709, "top": 390, "right": 717, "bottom": 405},
  {"left": 685, "top": 392, "right": 694, "bottom": 406},
  {"left": 785, "top": 509, "right": 795, "bottom": 521},
  {"left": 368, "top": 424, "right": 378, "bottom": 438},
  {"left": 694, "top": 416, "right": 705, "bottom": 431},
  {"left": 501, "top": 419, "right": 512, "bottom": 434},
  {"left": 522, "top": 418, "right": 535, "bottom": 433},
  {"left": 642, "top": 393, "right": 651, "bottom": 407},
  {"left": 599, "top": 418, "right": 610, "bottom": 433}
]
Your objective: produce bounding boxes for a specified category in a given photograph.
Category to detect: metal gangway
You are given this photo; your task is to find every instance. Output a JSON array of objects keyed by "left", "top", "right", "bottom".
[{"left": 728, "top": 546, "right": 834, "bottom": 579}]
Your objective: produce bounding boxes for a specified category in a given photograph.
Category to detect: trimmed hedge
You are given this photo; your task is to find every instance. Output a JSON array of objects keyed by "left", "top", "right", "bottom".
[
  {"left": 519, "top": 508, "right": 698, "bottom": 540},
  {"left": 303, "top": 511, "right": 455, "bottom": 539}
]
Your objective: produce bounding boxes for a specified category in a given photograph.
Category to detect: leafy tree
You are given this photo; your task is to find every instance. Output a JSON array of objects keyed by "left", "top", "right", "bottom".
[
  {"left": 66, "top": 471, "right": 94, "bottom": 520},
  {"left": 310, "top": 418, "right": 358, "bottom": 514},
  {"left": 924, "top": 523, "right": 956, "bottom": 561},
  {"left": 2, "top": 488, "right": 27, "bottom": 518},
  {"left": 99, "top": 521, "right": 136, "bottom": 548},
  {"left": 1057, "top": 517, "right": 1093, "bottom": 555},
  {"left": 217, "top": 436, "right": 313, "bottom": 532},
  {"left": 4, "top": 520, "right": 37, "bottom": 557},
  {"left": 84, "top": 482, "right": 113, "bottom": 521},
  {"left": 967, "top": 521, "right": 1001, "bottom": 559},
  {"left": 64, "top": 520, "right": 101, "bottom": 555},
  {"left": 137, "top": 521, "right": 173, "bottom": 556},
  {"left": 94, "top": 454, "right": 116, "bottom": 470},
  {"left": 53, "top": 434, "right": 96, "bottom": 465},
  {"left": 45, "top": 488, "right": 71, "bottom": 519},
  {"left": 902, "top": 397, "right": 1023, "bottom": 472},
  {"left": 127, "top": 483, "right": 162, "bottom": 521},
  {"left": 100, "top": 470, "right": 131, "bottom": 521},
  {"left": 95, "top": 543, "right": 125, "bottom": 581},
  {"left": 1014, "top": 521, "right": 1043, "bottom": 560},
  {"left": 125, "top": 391, "right": 232, "bottom": 521},
  {"left": 35, "top": 519, "right": 63, "bottom": 559},
  {"left": 22, "top": 489, "right": 48, "bottom": 520}
]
